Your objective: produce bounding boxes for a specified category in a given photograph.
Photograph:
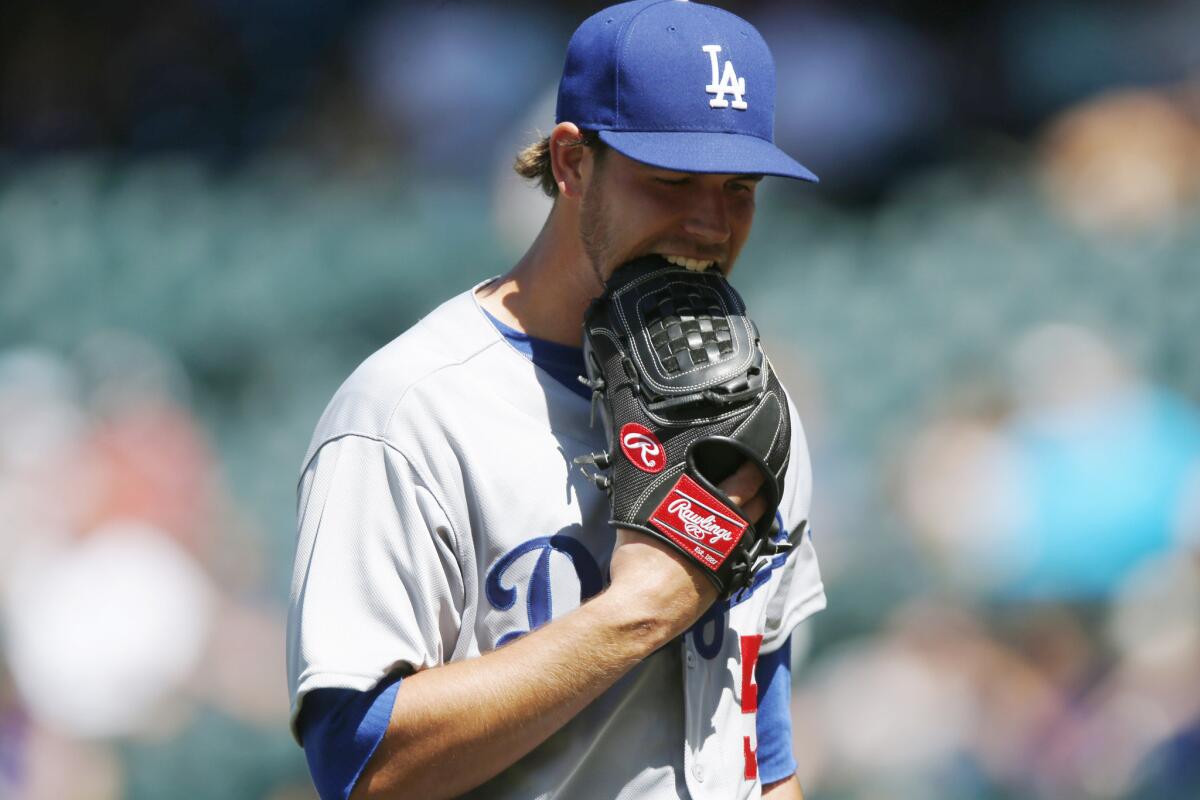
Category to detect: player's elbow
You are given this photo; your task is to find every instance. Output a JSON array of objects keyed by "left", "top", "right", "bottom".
[
  {"left": 349, "top": 715, "right": 474, "bottom": 800},
  {"left": 349, "top": 739, "right": 445, "bottom": 800}
]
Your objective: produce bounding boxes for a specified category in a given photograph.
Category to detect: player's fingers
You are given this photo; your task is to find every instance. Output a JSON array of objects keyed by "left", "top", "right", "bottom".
[
  {"left": 740, "top": 492, "right": 768, "bottom": 525},
  {"left": 717, "top": 459, "right": 765, "bottom": 510}
]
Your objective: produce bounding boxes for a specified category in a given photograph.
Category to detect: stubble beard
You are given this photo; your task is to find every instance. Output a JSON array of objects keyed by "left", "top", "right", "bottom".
[{"left": 579, "top": 171, "right": 614, "bottom": 291}]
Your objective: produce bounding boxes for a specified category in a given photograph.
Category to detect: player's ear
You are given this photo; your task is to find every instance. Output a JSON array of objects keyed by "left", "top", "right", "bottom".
[{"left": 549, "top": 122, "right": 590, "bottom": 201}]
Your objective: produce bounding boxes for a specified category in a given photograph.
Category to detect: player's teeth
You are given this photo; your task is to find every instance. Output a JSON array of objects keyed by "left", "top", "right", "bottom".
[{"left": 662, "top": 255, "right": 714, "bottom": 272}]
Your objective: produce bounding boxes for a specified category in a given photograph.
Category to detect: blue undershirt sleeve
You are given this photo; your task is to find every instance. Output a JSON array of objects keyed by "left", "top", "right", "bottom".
[
  {"left": 755, "top": 636, "right": 797, "bottom": 785},
  {"left": 298, "top": 675, "right": 403, "bottom": 800}
]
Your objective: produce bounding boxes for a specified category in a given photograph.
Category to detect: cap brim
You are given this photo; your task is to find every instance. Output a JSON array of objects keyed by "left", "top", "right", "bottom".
[{"left": 597, "top": 130, "right": 818, "bottom": 183}]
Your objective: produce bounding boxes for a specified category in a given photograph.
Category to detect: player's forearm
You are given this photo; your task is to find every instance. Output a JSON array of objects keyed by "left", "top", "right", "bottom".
[
  {"left": 763, "top": 774, "right": 805, "bottom": 800},
  {"left": 351, "top": 450, "right": 758, "bottom": 799},
  {"left": 351, "top": 584, "right": 683, "bottom": 800}
]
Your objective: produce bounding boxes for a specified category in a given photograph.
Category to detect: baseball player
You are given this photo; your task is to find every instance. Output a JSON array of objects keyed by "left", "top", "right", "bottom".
[{"left": 286, "top": 2, "right": 825, "bottom": 798}]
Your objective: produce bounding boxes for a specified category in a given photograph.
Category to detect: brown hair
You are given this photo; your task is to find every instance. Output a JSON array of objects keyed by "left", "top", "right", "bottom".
[{"left": 513, "top": 130, "right": 607, "bottom": 198}]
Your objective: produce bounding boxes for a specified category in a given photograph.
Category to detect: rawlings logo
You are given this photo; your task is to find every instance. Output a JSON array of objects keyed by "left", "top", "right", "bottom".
[
  {"left": 650, "top": 474, "right": 748, "bottom": 571},
  {"left": 619, "top": 424, "right": 665, "bottom": 473},
  {"left": 667, "top": 498, "right": 738, "bottom": 544}
]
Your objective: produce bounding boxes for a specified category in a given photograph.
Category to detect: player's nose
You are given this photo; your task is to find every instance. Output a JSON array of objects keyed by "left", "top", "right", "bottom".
[{"left": 681, "top": 188, "right": 732, "bottom": 245}]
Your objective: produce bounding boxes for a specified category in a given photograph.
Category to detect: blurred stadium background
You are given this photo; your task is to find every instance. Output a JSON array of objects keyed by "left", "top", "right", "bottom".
[{"left": 2, "top": 1, "right": 1199, "bottom": 798}]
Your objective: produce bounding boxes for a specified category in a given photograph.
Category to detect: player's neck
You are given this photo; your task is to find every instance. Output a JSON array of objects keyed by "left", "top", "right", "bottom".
[{"left": 475, "top": 209, "right": 600, "bottom": 348}]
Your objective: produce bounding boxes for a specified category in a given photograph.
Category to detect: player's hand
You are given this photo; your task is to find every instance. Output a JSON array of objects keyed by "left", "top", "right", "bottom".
[{"left": 606, "top": 460, "right": 766, "bottom": 640}]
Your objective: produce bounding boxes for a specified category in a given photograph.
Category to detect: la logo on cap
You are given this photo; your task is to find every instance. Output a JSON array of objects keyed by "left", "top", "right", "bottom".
[{"left": 702, "top": 44, "right": 747, "bottom": 110}]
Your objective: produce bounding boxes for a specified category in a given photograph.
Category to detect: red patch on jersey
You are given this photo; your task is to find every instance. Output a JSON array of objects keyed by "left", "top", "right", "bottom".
[
  {"left": 741, "top": 634, "right": 764, "bottom": 780},
  {"left": 648, "top": 474, "right": 748, "bottom": 571},
  {"left": 743, "top": 736, "right": 759, "bottom": 781},
  {"left": 619, "top": 423, "right": 666, "bottom": 473}
]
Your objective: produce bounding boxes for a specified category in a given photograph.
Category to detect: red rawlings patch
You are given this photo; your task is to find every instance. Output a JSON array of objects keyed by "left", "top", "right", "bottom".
[
  {"left": 648, "top": 474, "right": 749, "bottom": 571},
  {"left": 619, "top": 423, "right": 666, "bottom": 473}
]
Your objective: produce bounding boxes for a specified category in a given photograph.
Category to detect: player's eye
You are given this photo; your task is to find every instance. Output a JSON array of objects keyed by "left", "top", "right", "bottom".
[
  {"left": 728, "top": 177, "right": 762, "bottom": 193},
  {"left": 655, "top": 176, "right": 690, "bottom": 186}
]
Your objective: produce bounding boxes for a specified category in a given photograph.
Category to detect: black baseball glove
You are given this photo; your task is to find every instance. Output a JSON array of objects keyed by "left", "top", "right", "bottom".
[{"left": 576, "top": 256, "right": 795, "bottom": 599}]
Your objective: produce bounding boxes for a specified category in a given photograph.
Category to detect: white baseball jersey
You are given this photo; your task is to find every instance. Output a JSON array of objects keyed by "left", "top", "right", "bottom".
[{"left": 286, "top": 280, "right": 826, "bottom": 799}]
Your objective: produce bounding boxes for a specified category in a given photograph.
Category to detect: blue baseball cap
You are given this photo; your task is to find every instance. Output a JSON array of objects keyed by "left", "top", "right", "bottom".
[{"left": 556, "top": 0, "right": 818, "bottom": 182}]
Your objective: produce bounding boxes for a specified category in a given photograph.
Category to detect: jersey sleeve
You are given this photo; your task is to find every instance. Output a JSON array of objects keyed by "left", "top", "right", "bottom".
[
  {"left": 760, "top": 397, "right": 826, "bottom": 655},
  {"left": 298, "top": 679, "right": 402, "bottom": 800},
  {"left": 286, "top": 434, "right": 466, "bottom": 741},
  {"left": 754, "top": 638, "right": 797, "bottom": 785}
]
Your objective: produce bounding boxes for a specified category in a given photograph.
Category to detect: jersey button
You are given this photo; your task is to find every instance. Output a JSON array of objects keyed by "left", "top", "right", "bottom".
[
  {"left": 692, "top": 763, "right": 705, "bottom": 782},
  {"left": 685, "top": 649, "right": 696, "bottom": 668}
]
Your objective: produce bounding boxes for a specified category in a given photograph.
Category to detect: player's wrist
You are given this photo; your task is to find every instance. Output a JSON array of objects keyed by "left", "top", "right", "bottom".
[
  {"left": 602, "top": 529, "right": 718, "bottom": 644},
  {"left": 588, "top": 583, "right": 686, "bottom": 654}
]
